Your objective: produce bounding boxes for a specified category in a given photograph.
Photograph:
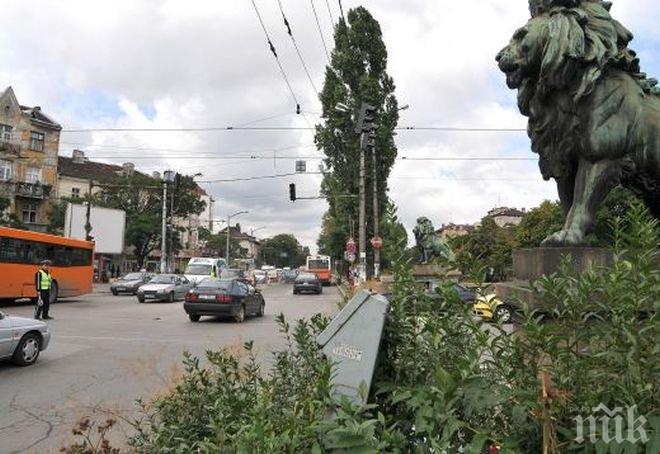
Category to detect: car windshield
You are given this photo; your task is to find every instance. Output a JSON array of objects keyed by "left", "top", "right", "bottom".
[
  {"left": 149, "top": 275, "right": 176, "bottom": 284},
  {"left": 308, "top": 260, "right": 329, "bottom": 269},
  {"left": 121, "top": 273, "right": 143, "bottom": 281},
  {"left": 197, "top": 279, "right": 233, "bottom": 291},
  {"left": 185, "top": 264, "right": 212, "bottom": 275},
  {"left": 296, "top": 274, "right": 317, "bottom": 282}
]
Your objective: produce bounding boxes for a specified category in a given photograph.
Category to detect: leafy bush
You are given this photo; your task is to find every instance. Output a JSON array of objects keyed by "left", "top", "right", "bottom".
[{"left": 66, "top": 203, "right": 658, "bottom": 453}]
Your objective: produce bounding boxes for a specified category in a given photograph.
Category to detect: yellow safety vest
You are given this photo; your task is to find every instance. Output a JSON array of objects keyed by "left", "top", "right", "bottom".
[{"left": 38, "top": 269, "right": 52, "bottom": 290}]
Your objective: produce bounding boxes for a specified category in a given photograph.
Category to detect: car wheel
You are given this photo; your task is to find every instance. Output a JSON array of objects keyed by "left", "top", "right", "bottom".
[
  {"left": 189, "top": 313, "right": 200, "bottom": 322},
  {"left": 293, "top": 289, "right": 298, "bottom": 295},
  {"left": 111, "top": 289, "right": 118, "bottom": 296},
  {"left": 168, "top": 292, "right": 175, "bottom": 303},
  {"left": 257, "top": 302, "right": 265, "bottom": 317},
  {"left": 49, "top": 281, "right": 59, "bottom": 304},
  {"left": 495, "top": 305, "right": 513, "bottom": 323},
  {"left": 138, "top": 297, "right": 145, "bottom": 303},
  {"left": 12, "top": 333, "right": 41, "bottom": 366},
  {"left": 234, "top": 305, "right": 245, "bottom": 323}
]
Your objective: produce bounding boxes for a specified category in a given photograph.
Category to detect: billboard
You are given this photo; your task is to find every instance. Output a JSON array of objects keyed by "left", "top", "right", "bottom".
[{"left": 64, "top": 204, "right": 126, "bottom": 254}]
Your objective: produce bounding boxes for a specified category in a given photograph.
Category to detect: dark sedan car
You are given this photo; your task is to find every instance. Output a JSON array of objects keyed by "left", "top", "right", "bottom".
[
  {"left": 293, "top": 273, "right": 322, "bottom": 295},
  {"left": 184, "top": 278, "right": 265, "bottom": 323},
  {"left": 111, "top": 272, "right": 152, "bottom": 295}
]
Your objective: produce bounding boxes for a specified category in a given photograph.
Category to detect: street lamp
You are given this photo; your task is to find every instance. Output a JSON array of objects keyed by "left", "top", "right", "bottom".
[
  {"left": 160, "top": 170, "right": 176, "bottom": 274},
  {"left": 226, "top": 210, "right": 248, "bottom": 265},
  {"left": 250, "top": 226, "right": 266, "bottom": 237}
]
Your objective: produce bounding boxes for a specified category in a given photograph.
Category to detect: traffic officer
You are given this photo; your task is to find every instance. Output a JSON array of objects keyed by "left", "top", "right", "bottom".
[{"left": 35, "top": 260, "right": 54, "bottom": 320}]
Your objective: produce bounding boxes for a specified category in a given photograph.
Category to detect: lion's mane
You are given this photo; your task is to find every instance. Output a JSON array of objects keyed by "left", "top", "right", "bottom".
[{"left": 523, "top": 0, "right": 659, "bottom": 180}]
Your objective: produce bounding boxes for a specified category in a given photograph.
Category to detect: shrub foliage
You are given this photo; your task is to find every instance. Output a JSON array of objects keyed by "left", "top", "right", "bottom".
[{"left": 67, "top": 203, "right": 658, "bottom": 453}]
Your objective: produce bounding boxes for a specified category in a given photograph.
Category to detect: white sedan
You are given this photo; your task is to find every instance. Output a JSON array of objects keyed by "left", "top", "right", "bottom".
[{"left": 0, "top": 311, "right": 51, "bottom": 366}]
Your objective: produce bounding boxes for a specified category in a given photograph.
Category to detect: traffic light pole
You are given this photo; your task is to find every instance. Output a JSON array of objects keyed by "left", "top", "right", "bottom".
[
  {"left": 358, "top": 132, "right": 367, "bottom": 283},
  {"left": 160, "top": 180, "right": 168, "bottom": 274},
  {"left": 372, "top": 146, "right": 380, "bottom": 279}
]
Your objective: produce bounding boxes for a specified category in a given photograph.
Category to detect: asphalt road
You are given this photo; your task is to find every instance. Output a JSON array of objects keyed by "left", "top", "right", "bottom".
[{"left": 0, "top": 283, "right": 340, "bottom": 453}]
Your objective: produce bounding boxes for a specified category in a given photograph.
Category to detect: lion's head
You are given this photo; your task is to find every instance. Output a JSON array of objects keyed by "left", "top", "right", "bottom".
[
  {"left": 496, "top": 0, "right": 636, "bottom": 115},
  {"left": 413, "top": 217, "right": 434, "bottom": 243}
]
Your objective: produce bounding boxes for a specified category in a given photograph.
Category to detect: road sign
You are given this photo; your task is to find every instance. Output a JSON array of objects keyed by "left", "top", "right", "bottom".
[
  {"left": 346, "top": 237, "right": 356, "bottom": 255},
  {"left": 370, "top": 236, "right": 383, "bottom": 249}
]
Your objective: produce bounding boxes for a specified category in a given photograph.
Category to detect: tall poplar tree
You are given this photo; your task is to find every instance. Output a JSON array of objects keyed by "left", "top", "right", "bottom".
[{"left": 315, "top": 7, "right": 399, "bottom": 263}]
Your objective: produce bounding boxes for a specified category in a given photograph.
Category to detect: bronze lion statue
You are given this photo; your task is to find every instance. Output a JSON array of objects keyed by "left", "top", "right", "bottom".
[
  {"left": 413, "top": 217, "right": 455, "bottom": 263},
  {"left": 497, "top": 0, "right": 659, "bottom": 246}
]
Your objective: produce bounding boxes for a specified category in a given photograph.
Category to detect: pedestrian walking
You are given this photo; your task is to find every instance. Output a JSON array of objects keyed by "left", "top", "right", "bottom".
[{"left": 34, "top": 260, "right": 54, "bottom": 320}]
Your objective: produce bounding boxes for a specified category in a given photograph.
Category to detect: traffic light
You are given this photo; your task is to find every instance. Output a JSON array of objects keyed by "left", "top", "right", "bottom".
[
  {"left": 354, "top": 102, "right": 376, "bottom": 134},
  {"left": 289, "top": 183, "right": 297, "bottom": 202},
  {"left": 365, "top": 130, "right": 376, "bottom": 152}
]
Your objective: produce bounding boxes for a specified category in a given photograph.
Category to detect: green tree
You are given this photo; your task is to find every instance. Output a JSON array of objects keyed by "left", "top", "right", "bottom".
[
  {"left": 95, "top": 173, "right": 206, "bottom": 267},
  {"left": 451, "top": 217, "right": 517, "bottom": 281},
  {"left": 260, "top": 234, "right": 308, "bottom": 269},
  {"left": 0, "top": 196, "right": 24, "bottom": 228},
  {"left": 315, "top": 6, "right": 399, "bottom": 267},
  {"left": 515, "top": 200, "right": 563, "bottom": 248},
  {"left": 203, "top": 233, "right": 244, "bottom": 260}
]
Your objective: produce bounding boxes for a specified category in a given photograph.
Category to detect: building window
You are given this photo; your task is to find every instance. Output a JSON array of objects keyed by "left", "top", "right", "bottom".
[
  {"left": 26, "top": 167, "right": 41, "bottom": 184},
  {"left": 29, "top": 131, "right": 45, "bottom": 151},
  {"left": 0, "top": 160, "right": 11, "bottom": 181},
  {"left": 21, "top": 203, "right": 38, "bottom": 224},
  {"left": 0, "top": 124, "right": 12, "bottom": 141},
  {"left": 71, "top": 187, "right": 81, "bottom": 198}
]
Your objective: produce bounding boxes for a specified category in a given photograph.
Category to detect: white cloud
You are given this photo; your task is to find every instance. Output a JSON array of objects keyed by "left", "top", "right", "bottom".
[{"left": 0, "top": 0, "right": 657, "bottom": 250}]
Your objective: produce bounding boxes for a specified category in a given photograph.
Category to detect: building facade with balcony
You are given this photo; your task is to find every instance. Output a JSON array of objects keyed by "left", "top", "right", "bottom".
[{"left": 0, "top": 87, "right": 61, "bottom": 232}]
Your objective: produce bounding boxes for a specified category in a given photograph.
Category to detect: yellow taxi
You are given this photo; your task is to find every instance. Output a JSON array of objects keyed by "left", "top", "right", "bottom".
[{"left": 473, "top": 294, "right": 515, "bottom": 323}]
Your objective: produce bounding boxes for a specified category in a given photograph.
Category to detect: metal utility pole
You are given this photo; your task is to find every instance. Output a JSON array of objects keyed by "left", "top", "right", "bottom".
[
  {"left": 160, "top": 170, "right": 175, "bottom": 274},
  {"left": 355, "top": 102, "right": 376, "bottom": 283},
  {"left": 371, "top": 140, "right": 380, "bottom": 279},
  {"left": 358, "top": 134, "right": 367, "bottom": 282},
  {"left": 84, "top": 180, "right": 94, "bottom": 242}
]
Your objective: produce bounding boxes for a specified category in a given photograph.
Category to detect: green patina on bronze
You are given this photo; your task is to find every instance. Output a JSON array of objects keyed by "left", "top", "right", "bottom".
[
  {"left": 413, "top": 217, "right": 455, "bottom": 263},
  {"left": 497, "top": 0, "right": 659, "bottom": 246}
]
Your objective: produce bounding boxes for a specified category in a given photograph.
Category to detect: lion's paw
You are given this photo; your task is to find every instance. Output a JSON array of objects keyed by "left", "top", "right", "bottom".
[{"left": 541, "top": 229, "right": 585, "bottom": 247}]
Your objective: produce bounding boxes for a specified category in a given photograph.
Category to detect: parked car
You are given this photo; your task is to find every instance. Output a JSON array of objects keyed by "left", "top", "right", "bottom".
[
  {"left": 282, "top": 269, "right": 299, "bottom": 284},
  {"left": 293, "top": 273, "right": 323, "bottom": 295},
  {"left": 220, "top": 268, "right": 246, "bottom": 281},
  {"left": 184, "top": 278, "right": 265, "bottom": 323},
  {"left": 0, "top": 311, "right": 51, "bottom": 366},
  {"left": 253, "top": 270, "right": 268, "bottom": 285},
  {"left": 136, "top": 274, "right": 192, "bottom": 303},
  {"left": 111, "top": 272, "right": 152, "bottom": 295},
  {"left": 473, "top": 295, "right": 515, "bottom": 323}
]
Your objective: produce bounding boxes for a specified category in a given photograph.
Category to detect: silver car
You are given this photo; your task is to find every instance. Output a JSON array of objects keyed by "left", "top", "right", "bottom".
[
  {"left": 0, "top": 311, "right": 51, "bottom": 366},
  {"left": 136, "top": 274, "right": 192, "bottom": 303}
]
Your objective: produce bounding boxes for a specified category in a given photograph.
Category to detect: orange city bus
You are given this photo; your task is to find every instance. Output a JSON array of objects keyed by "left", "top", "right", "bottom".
[
  {"left": 0, "top": 226, "right": 94, "bottom": 303},
  {"left": 306, "top": 254, "right": 332, "bottom": 285}
]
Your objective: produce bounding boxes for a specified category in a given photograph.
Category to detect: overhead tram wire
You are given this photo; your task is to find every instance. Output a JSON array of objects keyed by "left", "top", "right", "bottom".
[
  {"left": 249, "top": 0, "right": 312, "bottom": 128},
  {"left": 62, "top": 125, "right": 527, "bottom": 133},
  {"left": 324, "top": 0, "right": 335, "bottom": 26},
  {"left": 309, "top": 0, "right": 331, "bottom": 63},
  {"left": 277, "top": 0, "right": 320, "bottom": 95}
]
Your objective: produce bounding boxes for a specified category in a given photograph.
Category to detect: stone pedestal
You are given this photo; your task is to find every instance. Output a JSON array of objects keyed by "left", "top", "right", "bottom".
[
  {"left": 512, "top": 248, "right": 613, "bottom": 281},
  {"left": 495, "top": 247, "right": 613, "bottom": 309}
]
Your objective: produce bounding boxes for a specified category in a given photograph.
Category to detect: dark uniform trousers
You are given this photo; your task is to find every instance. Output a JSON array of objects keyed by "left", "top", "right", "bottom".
[{"left": 34, "top": 271, "right": 51, "bottom": 319}]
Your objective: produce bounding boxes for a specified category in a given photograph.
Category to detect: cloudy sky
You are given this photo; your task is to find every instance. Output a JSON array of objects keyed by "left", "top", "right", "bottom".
[{"left": 1, "top": 0, "right": 658, "bottom": 251}]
